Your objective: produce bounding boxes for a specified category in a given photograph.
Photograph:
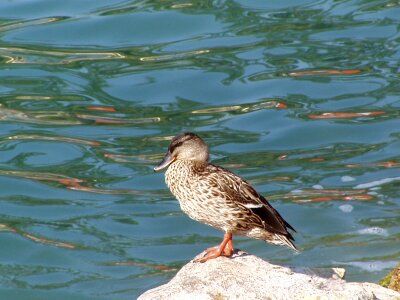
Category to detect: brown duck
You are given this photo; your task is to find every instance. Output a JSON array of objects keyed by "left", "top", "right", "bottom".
[{"left": 154, "top": 132, "right": 297, "bottom": 262}]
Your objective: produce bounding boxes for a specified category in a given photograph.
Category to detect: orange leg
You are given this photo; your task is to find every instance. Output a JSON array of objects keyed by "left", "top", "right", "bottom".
[
  {"left": 195, "top": 233, "right": 234, "bottom": 263},
  {"left": 224, "top": 236, "right": 234, "bottom": 256}
]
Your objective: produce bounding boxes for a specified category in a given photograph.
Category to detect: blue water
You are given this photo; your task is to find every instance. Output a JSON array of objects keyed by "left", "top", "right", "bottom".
[{"left": 0, "top": 0, "right": 399, "bottom": 299}]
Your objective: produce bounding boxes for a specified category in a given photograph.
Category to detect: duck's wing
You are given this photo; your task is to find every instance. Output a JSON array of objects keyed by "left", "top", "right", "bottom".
[
  {"left": 207, "top": 164, "right": 296, "bottom": 237},
  {"left": 238, "top": 181, "right": 296, "bottom": 236}
]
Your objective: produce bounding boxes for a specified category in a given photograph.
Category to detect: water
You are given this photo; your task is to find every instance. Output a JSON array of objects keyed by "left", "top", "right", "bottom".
[{"left": 0, "top": 0, "right": 399, "bottom": 299}]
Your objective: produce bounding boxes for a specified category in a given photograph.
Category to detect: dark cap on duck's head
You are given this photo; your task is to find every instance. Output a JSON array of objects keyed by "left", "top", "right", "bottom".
[{"left": 154, "top": 132, "right": 209, "bottom": 171}]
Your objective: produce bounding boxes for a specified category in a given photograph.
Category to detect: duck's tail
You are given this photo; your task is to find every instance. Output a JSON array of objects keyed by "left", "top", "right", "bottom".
[{"left": 274, "top": 233, "right": 299, "bottom": 252}]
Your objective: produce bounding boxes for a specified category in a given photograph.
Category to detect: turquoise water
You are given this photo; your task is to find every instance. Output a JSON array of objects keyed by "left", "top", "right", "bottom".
[{"left": 0, "top": 0, "right": 399, "bottom": 299}]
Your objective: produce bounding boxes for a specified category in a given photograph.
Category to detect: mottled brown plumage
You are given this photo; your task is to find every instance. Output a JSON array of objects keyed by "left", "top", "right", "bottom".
[{"left": 154, "top": 132, "right": 297, "bottom": 262}]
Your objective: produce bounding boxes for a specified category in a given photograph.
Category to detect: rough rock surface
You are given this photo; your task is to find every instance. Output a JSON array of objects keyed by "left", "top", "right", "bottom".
[{"left": 138, "top": 251, "right": 400, "bottom": 300}]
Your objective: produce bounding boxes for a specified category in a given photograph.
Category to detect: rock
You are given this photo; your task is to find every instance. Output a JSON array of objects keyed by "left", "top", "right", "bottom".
[{"left": 138, "top": 251, "right": 400, "bottom": 300}]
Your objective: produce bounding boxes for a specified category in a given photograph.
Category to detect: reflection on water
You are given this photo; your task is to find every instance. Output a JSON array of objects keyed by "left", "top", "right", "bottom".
[
  {"left": 0, "top": 46, "right": 125, "bottom": 64},
  {"left": 0, "top": 0, "right": 399, "bottom": 299}
]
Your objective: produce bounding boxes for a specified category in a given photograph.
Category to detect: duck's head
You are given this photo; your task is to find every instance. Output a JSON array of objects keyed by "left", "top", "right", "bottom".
[{"left": 154, "top": 132, "right": 209, "bottom": 171}]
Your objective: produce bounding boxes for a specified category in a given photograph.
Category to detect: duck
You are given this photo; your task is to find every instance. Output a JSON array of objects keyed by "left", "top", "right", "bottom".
[{"left": 154, "top": 132, "right": 297, "bottom": 262}]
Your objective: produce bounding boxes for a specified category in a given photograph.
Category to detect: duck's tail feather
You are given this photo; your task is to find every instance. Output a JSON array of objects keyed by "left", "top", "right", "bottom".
[{"left": 274, "top": 233, "right": 299, "bottom": 252}]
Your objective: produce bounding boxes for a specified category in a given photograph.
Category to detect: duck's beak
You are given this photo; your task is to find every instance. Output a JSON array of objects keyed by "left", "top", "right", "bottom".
[{"left": 154, "top": 152, "right": 175, "bottom": 171}]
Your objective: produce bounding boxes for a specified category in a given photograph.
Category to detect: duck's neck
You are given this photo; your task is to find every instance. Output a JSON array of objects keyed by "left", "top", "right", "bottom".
[{"left": 165, "top": 160, "right": 206, "bottom": 188}]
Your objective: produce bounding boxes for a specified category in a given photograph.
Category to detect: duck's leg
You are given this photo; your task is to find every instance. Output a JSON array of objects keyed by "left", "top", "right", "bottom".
[
  {"left": 195, "top": 233, "right": 234, "bottom": 263},
  {"left": 224, "top": 235, "right": 234, "bottom": 256},
  {"left": 203, "top": 235, "right": 233, "bottom": 256}
]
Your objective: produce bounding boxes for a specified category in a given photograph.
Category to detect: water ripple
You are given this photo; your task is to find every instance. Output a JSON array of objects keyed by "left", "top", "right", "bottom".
[
  {"left": 0, "top": 1, "right": 399, "bottom": 299},
  {"left": 0, "top": 17, "right": 67, "bottom": 33},
  {"left": 0, "top": 47, "right": 125, "bottom": 65}
]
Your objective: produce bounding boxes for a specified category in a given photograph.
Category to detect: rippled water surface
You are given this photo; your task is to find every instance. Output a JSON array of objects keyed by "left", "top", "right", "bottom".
[{"left": 0, "top": 0, "right": 399, "bottom": 299}]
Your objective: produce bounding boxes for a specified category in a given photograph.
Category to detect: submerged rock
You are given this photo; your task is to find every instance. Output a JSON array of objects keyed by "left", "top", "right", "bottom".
[{"left": 138, "top": 251, "right": 400, "bottom": 300}]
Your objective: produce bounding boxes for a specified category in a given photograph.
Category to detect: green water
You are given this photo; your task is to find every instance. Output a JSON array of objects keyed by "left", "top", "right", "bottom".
[{"left": 0, "top": 0, "right": 399, "bottom": 299}]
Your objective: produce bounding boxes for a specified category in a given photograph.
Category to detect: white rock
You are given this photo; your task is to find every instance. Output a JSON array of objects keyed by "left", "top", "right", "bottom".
[{"left": 138, "top": 251, "right": 400, "bottom": 300}]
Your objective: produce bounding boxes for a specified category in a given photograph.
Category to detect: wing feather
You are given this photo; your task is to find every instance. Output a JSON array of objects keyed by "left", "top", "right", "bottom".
[
  {"left": 206, "top": 164, "right": 296, "bottom": 238},
  {"left": 238, "top": 182, "right": 295, "bottom": 236}
]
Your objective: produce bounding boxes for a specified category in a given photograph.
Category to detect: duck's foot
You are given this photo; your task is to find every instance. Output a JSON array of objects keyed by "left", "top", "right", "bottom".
[{"left": 195, "top": 233, "right": 234, "bottom": 263}]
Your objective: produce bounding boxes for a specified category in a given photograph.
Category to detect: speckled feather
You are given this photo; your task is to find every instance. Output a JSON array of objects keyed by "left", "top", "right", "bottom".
[{"left": 164, "top": 158, "right": 297, "bottom": 251}]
